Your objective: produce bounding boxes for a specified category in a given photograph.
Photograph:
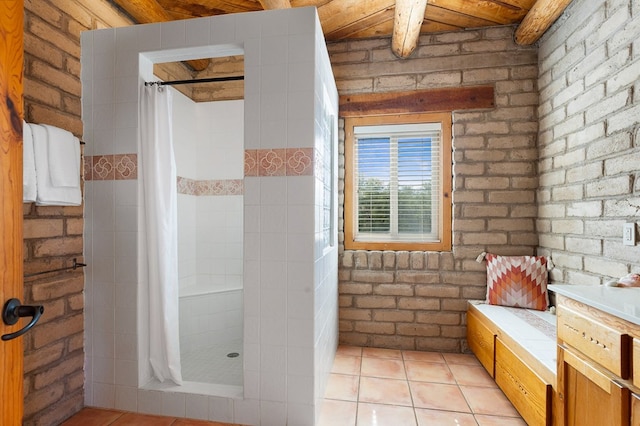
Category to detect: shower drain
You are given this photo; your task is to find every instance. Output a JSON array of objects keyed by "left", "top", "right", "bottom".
[{"left": 227, "top": 352, "right": 240, "bottom": 358}]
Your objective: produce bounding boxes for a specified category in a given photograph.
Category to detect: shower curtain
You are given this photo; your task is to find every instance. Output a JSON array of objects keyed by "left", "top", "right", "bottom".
[{"left": 139, "top": 84, "right": 183, "bottom": 385}]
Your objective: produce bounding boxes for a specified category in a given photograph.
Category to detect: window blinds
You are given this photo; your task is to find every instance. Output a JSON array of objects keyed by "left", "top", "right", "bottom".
[{"left": 353, "top": 123, "right": 441, "bottom": 242}]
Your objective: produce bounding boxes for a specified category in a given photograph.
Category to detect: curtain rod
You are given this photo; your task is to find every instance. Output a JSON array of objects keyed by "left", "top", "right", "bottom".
[{"left": 145, "top": 76, "right": 244, "bottom": 87}]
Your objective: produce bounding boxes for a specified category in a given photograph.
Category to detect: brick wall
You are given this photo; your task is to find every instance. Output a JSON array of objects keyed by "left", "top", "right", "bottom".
[
  {"left": 330, "top": 27, "right": 540, "bottom": 351},
  {"left": 536, "top": 0, "right": 640, "bottom": 283},
  {"left": 22, "top": 0, "right": 131, "bottom": 424}
]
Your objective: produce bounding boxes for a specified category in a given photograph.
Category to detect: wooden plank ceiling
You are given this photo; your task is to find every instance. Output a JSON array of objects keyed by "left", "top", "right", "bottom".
[
  {"left": 111, "top": 0, "right": 574, "bottom": 60},
  {"left": 119, "top": 0, "right": 573, "bottom": 102}
]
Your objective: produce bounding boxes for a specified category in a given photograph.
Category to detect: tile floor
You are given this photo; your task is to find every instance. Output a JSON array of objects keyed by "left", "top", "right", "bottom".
[
  {"left": 63, "top": 346, "right": 525, "bottom": 426},
  {"left": 318, "top": 346, "right": 526, "bottom": 426}
]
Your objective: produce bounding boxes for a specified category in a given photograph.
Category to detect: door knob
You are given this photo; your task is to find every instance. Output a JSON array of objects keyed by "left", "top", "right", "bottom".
[{"left": 1, "top": 298, "right": 44, "bottom": 341}]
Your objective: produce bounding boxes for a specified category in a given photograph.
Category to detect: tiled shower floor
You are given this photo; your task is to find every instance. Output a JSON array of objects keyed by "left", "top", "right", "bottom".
[{"left": 181, "top": 340, "right": 243, "bottom": 386}]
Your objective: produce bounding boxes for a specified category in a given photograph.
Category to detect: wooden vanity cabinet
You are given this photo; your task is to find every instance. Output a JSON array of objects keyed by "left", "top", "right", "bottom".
[
  {"left": 556, "top": 295, "right": 635, "bottom": 426},
  {"left": 632, "top": 393, "right": 640, "bottom": 426},
  {"left": 558, "top": 343, "right": 630, "bottom": 426}
]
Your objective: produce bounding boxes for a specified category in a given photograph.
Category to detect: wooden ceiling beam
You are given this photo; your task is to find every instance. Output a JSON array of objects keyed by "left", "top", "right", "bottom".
[
  {"left": 258, "top": 0, "right": 291, "bottom": 9},
  {"left": 339, "top": 86, "right": 495, "bottom": 116},
  {"left": 515, "top": 0, "right": 573, "bottom": 45},
  {"left": 111, "top": 0, "right": 209, "bottom": 71},
  {"left": 391, "top": 0, "right": 428, "bottom": 58}
]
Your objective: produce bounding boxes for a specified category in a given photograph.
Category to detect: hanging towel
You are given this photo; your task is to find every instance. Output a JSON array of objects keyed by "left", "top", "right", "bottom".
[
  {"left": 42, "top": 124, "right": 80, "bottom": 187},
  {"left": 23, "top": 121, "right": 37, "bottom": 203},
  {"left": 31, "top": 123, "right": 82, "bottom": 206}
]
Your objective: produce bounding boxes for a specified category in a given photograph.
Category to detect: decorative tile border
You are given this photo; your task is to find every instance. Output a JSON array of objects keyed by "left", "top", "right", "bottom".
[
  {"left": 245, "top": 148, "right": 314, "bottom": 177},
  {"left": 85, "top": 154, "right": 138, "bottom": 181},
  {"left": 177, "top": 176, "right": 244, "bottom": 196},
  {"left": 85, "top": 148, "right": 314, "bottom": 181}
]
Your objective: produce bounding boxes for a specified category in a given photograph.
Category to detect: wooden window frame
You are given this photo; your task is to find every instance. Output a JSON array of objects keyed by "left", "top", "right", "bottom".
[{"left": 344, "top": 112, "right": 452, "bottom": 251}]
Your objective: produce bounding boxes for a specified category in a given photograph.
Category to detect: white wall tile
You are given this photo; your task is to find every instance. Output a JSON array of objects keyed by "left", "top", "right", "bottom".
[
  {"left": 161, "top": 20, "right": 186, "bottom": 49},
  {"left": 93, "top": 78, "right": 115, "bottom": 105},
  {"left": 260, "top": 371, "right": 286, "bottom": 402},
  {"left": 260, "top": 177, "right": 286, "bottom": 205},
  {"left": 287, "top": 373, "right": 314, "bottom": 404},
  {"left": 235, "top": 12, "right": 262, "bottom": 41},
  {"left": 261, "top": 10, "right": 290, "bottom": 37},
  {"left": 260, "top": 82, "right": 287, "bottom": 121},
  {"left": 115, "top": 50, "right": 138, "bottom": 78},
  {"left": 260, "top": 401, "right": 287, "bottom": 426},
  {"left": 92, "top": 382, "right": 115, "bottom": 408},
  {"left": 161, "top": 392, "right": 186, "bottom": 417},
  {"left": 185, "top": 16, "right": 211, "bottom": 47},
  {"left": 137, "top": 389, "right": 163, "bottom": 415},
  {"left": 210, "top": 14, "right": 237, "bottom": 45},
  {"left": 115, "top": 359, "right": 137, "bottom": 386},
  {"left": 115, "top": 101, "right": 138, "bottom": 129},
  {"left": 115, "top": 385, "right": 138, "bottom": 411},
  {"left": 287, "top": 233, "right": 314, "bottom": 262},
  {"left": 261, "top": 232, "right": 287, "bottom": 262},
  {"left": 261, "top": 36, "right": 288, "bottom": 65},
  {"left": 136, "top": 24, "right": 162, "bottom": 51},
  {"left": 115, "top": 332, "right": 137, "bottom": 360},
  {"left": 186, "top": 394, "right": 209, "bottom": 420},
  {"left": 262, "top": 119, "right": 287, "bottom": 150},
  {"left": 209, "top": 396, "right": 236, "bottom": 422}
]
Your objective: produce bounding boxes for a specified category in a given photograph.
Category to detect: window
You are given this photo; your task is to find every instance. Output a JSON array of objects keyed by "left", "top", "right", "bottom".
[{"left": 345, "top": 113, "right": 452, "bottom": 251}]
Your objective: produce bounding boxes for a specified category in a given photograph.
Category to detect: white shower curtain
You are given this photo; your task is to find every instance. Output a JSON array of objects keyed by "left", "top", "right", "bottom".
[{"left": 139, "top": 84, "right": 183, "bottom": 385}]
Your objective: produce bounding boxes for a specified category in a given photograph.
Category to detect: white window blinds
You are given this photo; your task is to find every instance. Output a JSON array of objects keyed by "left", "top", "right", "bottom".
[{"left": 353, "top": 122, "right": 442, "bottom": 243}]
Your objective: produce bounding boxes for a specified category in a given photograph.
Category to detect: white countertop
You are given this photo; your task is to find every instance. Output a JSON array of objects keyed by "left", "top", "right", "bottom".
[{"left": 549, "top": 284, "right": 640, "bottom": 326}]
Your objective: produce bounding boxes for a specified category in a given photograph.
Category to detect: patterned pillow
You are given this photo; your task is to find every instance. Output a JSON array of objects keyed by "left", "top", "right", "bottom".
[{"left": 484, "top": 253, "right": 549, "bottom": 311}]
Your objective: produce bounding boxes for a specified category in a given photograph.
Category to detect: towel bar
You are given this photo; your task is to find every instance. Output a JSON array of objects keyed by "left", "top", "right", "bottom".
[{"left": 24, "top": 258, "right": 87, "bottom": 278}]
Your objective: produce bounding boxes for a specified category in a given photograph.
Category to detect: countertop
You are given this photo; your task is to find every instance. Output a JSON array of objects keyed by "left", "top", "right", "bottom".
[{"left": 549, "top": 284, "right": 640, "bottom": 326}]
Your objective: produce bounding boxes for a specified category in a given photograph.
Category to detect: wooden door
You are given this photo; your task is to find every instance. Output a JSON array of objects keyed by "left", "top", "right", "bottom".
[{"left": 0, "top": 1, "right": 25, "bottom": 425}]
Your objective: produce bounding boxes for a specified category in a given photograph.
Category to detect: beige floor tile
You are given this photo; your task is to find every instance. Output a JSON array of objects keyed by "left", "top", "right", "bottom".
[
  {"left": 318, "top": 400, "right": 357, "bottom": 426},
  {"left": 325, "top": 373, "right": 359, "bottom": 401},
  {"left": 415, "top": 408, "right": 478, "bottom": 426},
  {"left": 449, "top": 363, "right": 496, "bottom": 387},
  {"left": 61, "top": 408, "right": 123, "bottom": 426},
  {"left": 359, "top": 376, "right": 413, "bottom": 406},
  {"left": 357, "top": 403, "right": 417, "bottom": 426},
  {"left": 337, "top": 345, "right": 363, "bottom": 357},
  {"left": 443, "top": 353, "right": 481, "bottom": 365},
  {"left": 402, "top": 350, "right": 446, "bottom": 363},
  {"left": 405, "top": 360, "right": 455, "bottom": 384},
  {"left": 362, "top": 347, "right": 403, "bottom": 359},
  {"left": 332, "top": 354, "right": 362, "bottom": 375},
  {"left": 474, "top": 414, "right": 528, "bottom": 426},
  {"left": 460, "top": 386, "right": 521, "bottom": 417},
  {"left": 361, "top": 357, "right": 406, "bottom": 379},
  {"left": 112, "top": 413, "right": 175, "bottom": 425},
  {"left": 409, "top": 381, "right": 471, "bottom": 412}
]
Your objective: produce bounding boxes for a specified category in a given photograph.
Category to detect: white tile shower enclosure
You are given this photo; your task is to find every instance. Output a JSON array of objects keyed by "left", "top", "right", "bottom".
[
  {"left": 174, "top": 95, "right": 244, "bottom": 386},
  {"left": 82, "top": 8, "right": 338, "bottom": 425}
]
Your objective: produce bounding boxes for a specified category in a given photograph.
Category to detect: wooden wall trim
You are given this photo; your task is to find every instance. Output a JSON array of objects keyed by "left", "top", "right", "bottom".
[
  {"left": 0, "top": 1, "right": 24, "bottom": 425},
  {"left": 339, "top": 86, "right": 495, "bottom": 117}
]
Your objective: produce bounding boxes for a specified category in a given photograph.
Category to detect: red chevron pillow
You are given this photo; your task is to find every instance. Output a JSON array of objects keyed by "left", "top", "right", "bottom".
[{"left": 485, "top": 253, "right": 549, "bottom": 311}]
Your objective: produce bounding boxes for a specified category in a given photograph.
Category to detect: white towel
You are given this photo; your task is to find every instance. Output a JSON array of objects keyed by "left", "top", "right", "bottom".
[
  {"left": 42, "top": 124, "right": 80, "bottom": 187},
  {"left": 23, "top": 121, "right": 37, "bottom": 203},
  {"left": 31, "top": 123, "right": 82, "bottom": 206}
]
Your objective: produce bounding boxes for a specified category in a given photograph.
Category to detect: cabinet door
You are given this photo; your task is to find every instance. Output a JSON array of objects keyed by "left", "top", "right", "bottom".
[
  {"left": 632, "top": 393, "right": 640, "bottom": 426},
  {"left": 467, "top": 307, "right": 495, "bottom": 377},
  {"left": 495, "top": 338, "right": 551, "bottom": 426},
  {"left": 559, "top": 345, "right": 630, "bottom": 426}
]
